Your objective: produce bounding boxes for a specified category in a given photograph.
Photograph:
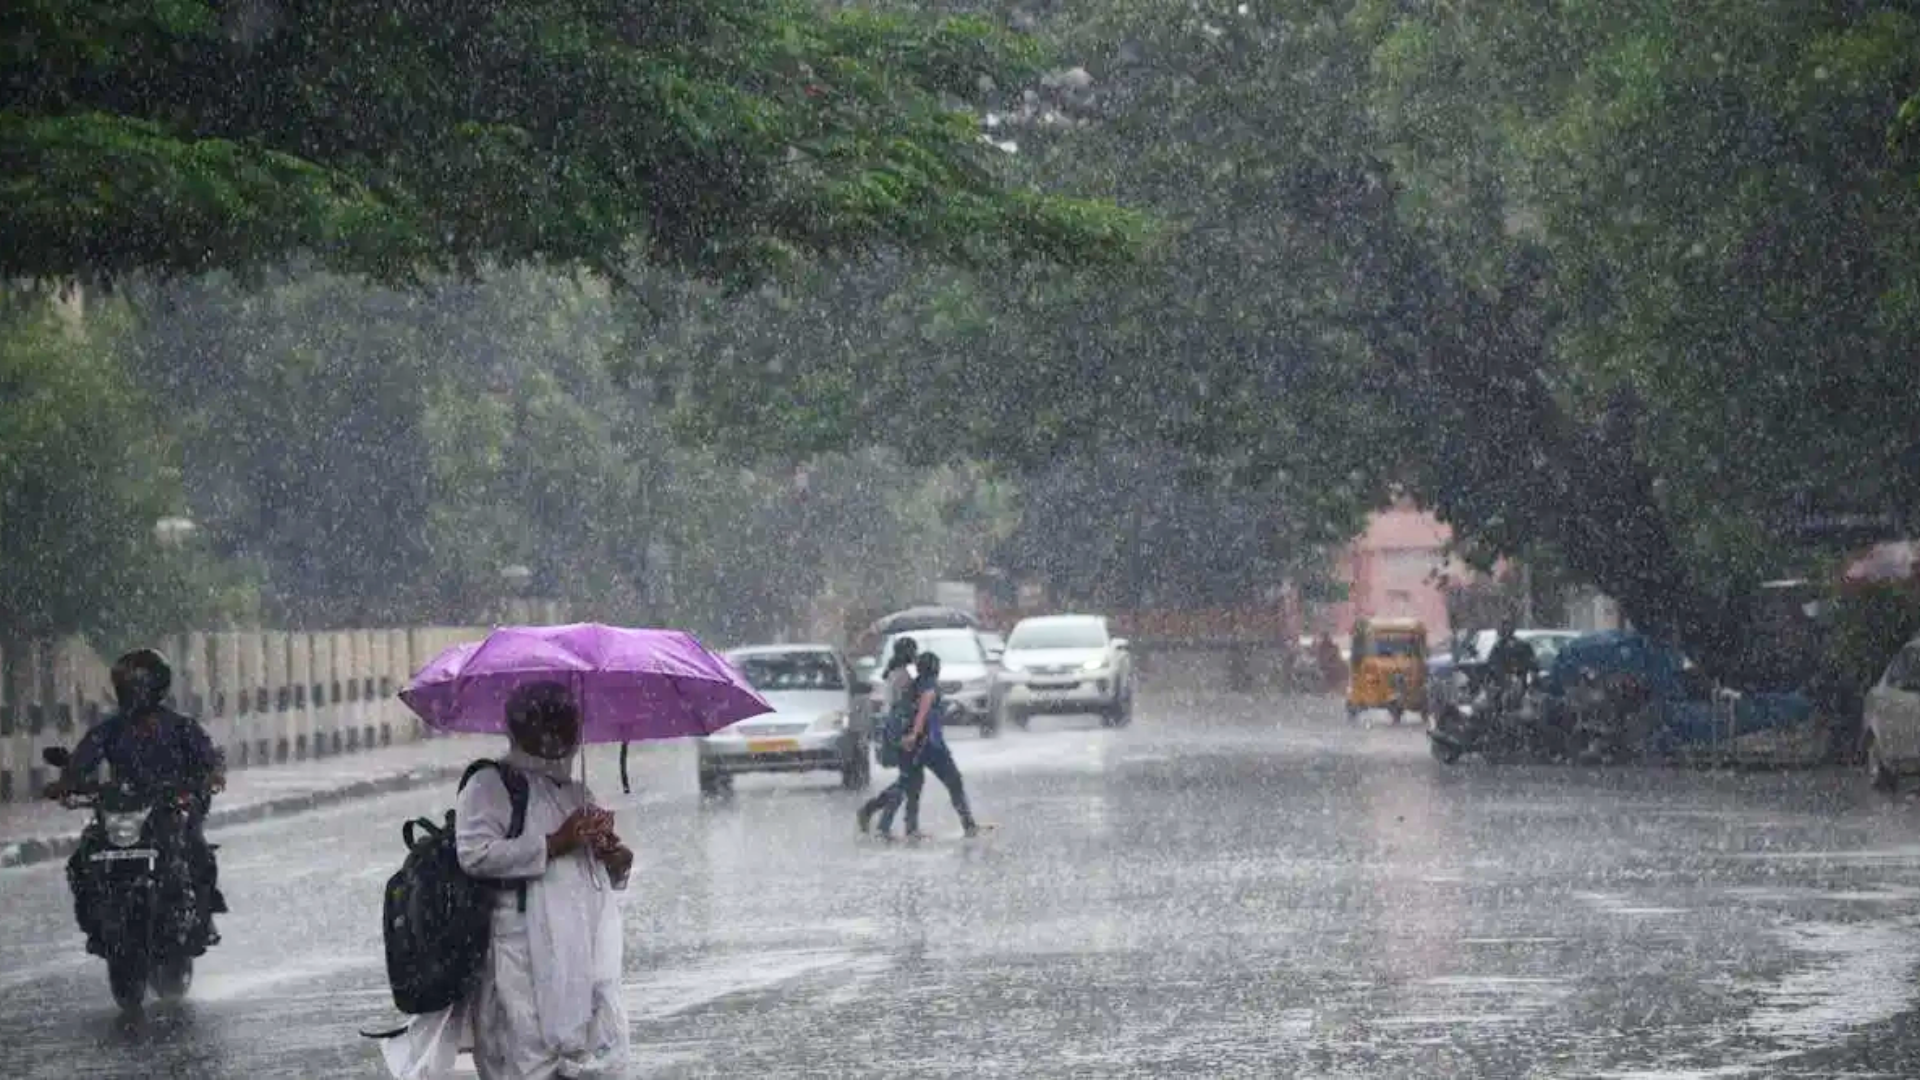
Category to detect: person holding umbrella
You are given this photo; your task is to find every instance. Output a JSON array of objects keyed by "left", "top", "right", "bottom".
[
  {"left": 383, "top": 624, "right": 773, "bottom": 1080},
  {"left": 382, "top": 681, "right": 630, "bottom": 1080}
]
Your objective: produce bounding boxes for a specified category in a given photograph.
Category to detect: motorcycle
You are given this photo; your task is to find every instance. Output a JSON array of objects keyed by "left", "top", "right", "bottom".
[
  {"left": 1426, "top": 670, "right": 1561, "bottom": 764},
  {"left": 42, "top": 746, "right": 212, "bottom": 1012}
]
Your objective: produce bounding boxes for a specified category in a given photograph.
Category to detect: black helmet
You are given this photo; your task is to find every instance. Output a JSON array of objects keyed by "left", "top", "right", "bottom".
[
  {"left": 111, "top": 648, "right": 173, "bottom": 712},
  {"left": 915, "top": 651, "right": 941, "bottom": 678}
]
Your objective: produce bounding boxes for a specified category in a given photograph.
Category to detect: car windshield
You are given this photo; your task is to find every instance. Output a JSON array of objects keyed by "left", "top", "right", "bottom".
[
  {"left": 1008, "top": 620, "right": 1107, "bottom": 650},
  {"left": 887, "top": 630, "right": 984, "bottom": 666},
  {"left": 727, "top": 651, "right": 844, "bottom": 691}
]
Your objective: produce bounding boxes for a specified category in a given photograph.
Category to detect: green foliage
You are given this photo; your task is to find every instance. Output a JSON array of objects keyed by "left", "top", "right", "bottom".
[
  {"left": 1, "top": 0, "right": 1144, "bottom": 284},
  {"left": 648, "top": 0, "right": 1920, "bottom": 672},
  {"left": 0, "top": 298, "right": 238, "bottom": 643},
  {"left": 105, "top": 268, "right": 1010, "bottom": 639}
]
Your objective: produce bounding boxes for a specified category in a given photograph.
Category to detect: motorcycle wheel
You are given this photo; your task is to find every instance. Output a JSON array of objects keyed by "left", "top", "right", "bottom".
[
  {"left": 1429, "top": 737, "right": 1462, "bottom": 765},
  {"left": 151, "top": 956, "right": 194, "bottom": 1001},
  {"left": 107, "top": 955, "right": 147, "bottom": 1013}
]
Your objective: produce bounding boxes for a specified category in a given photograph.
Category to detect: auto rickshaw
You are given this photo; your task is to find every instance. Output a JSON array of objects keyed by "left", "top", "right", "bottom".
[{"left": 1347, "top": 617, "right": 1430, "bottom": 724}]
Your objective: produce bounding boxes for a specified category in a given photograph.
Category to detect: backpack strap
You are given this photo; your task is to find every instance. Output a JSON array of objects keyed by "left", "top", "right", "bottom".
[
  {"left": 400, "top": 816, "right": 442, "bottom": 851},
  {"left": 457, "top": 760, "right": 533, "bottom": 913}
]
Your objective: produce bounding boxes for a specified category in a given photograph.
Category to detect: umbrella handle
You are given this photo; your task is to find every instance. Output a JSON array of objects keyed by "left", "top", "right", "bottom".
[{"left": 619, "top": 741, "right": 631, "bottom": 794}]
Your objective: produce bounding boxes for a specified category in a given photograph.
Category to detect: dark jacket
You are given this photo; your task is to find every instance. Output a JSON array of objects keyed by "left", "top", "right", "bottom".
[{"left": 62, "top": 706, "right": 222, "bottom": 801}]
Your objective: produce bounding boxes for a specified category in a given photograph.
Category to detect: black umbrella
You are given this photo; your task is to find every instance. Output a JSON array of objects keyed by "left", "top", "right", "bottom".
[{"left": 869, "top": 605, "right": 980, "bottom": 637}]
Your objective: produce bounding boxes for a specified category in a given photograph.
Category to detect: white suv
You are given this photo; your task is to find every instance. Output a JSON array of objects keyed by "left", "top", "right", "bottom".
[{"left": 995, "top": 615, "right": 1134, "bottom": 729}]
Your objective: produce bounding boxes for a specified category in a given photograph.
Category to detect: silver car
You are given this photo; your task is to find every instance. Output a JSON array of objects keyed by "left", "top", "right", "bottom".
[
  {"left": 995, "top": 614, "right": 1134, "bottom": 729},
  {"left": 699, "top": 646, "right": 870, "bottom": 795}
]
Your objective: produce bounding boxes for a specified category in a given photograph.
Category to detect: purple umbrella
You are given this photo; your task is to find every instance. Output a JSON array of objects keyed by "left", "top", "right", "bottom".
[{"left": 400, "top": 624, "right": 772, "bottom": 743}]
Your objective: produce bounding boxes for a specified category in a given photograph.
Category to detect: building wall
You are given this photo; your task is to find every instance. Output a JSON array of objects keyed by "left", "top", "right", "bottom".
[{"left": 1319, "top": 505, "right": 1465, "bottom": 646}]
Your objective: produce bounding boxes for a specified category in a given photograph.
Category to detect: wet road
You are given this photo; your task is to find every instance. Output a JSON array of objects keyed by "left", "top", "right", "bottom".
[{"left": 6, "top": 686, "right": 1920, "bottom": 1078}]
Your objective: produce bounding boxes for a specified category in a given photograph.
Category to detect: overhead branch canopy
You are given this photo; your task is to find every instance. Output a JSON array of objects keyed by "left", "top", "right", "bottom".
[{"left": 0, "top": 0, "right": 1145, "bottom": 284}]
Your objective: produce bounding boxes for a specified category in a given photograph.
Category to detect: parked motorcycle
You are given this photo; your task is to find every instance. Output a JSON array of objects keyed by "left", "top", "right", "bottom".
[{"left": 43, "top": 746, "right": 212, "bottom": 1012}]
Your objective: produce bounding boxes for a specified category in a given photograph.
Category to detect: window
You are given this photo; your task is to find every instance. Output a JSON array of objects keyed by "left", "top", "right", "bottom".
[
  {"left": 726, "top": 651, "right": 847, "bottom": 692},
  {"left": 889, "top": 630, "right": 986, "bottom": 664},
  {"left": 1007, "top": 620, "right": 1106, "bottom": 650}
]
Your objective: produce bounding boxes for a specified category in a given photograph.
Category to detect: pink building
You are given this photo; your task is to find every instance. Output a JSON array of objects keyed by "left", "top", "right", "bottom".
[{"left": 1318, "top": 504, "right": 1466, "bottom": 646}]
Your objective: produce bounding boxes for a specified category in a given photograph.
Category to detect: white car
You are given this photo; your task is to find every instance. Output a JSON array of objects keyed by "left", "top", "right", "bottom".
[
  {"left": 1863, "top": 634, "right": 1920, "bottom": 791},
  {"left": 699, "top": 646, "right": 869, "bottom": 796},
  {"left": 865, "top": 627, "right": 1000, "bottom": 736},
  {"left": 995, "top": 614, "right": 1133, "bottom": 729}
]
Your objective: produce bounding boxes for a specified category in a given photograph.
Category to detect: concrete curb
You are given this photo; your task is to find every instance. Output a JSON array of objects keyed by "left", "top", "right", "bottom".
[{"left": 0, "top": 764, "right": 470, "bottom": 871}]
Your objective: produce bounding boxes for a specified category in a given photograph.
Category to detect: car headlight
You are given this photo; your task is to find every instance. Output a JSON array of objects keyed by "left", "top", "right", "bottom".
[
  {"left": 811, "top": 711, "right": 848, "bottom": 732},
  {"left": 1001, "top": 659, "right": 1027, "bottom": 673},
  {"left": 1082, "top": 657, "right": 1105, "bottom": 672}
]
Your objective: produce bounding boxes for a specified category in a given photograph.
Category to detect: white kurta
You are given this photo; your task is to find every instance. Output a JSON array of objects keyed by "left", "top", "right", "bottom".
[{"left": 383, "top": 760, "right": 630, "bottom": 1080}]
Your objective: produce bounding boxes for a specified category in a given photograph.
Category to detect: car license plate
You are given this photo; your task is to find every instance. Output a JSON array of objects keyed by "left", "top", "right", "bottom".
[
  {"left": 1032, "top": 682, "right": 1074, "bottom": 693},
  {"left": 746, "top": 739, "right": 799, "bottom": 754},
  {"left": 89, "top": 849, "right": 156, "bottom": 863}
]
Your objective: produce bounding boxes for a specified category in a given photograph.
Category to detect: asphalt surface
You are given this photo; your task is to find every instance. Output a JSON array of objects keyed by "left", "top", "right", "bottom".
[{"left": 6, "top": 686, "right": 1920, "bottom": 1078}]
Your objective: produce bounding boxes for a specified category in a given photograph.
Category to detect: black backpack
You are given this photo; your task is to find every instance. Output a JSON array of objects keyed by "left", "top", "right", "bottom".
[{"left": 368, "top": 759, "right": 530, "bottom": 1024}]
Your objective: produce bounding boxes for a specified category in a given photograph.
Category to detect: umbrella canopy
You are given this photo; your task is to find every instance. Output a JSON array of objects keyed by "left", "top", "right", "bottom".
[
  {"left": 1844, "top": 540, "right": 1917, "bottom": 585},
  {"left": 868, "top": 605, "right": 979, "bottom": 637},
  {"left": 400, "top": 624, "right": 772, "bottom": 743}
]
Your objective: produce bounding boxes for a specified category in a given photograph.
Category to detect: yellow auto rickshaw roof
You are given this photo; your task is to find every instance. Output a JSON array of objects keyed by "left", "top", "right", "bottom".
[{"left": 1361, "top": 617, "right": 1427, "bottom": 635}]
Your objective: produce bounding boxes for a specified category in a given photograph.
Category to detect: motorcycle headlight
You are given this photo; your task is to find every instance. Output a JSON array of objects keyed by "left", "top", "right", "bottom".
[
  {"left": 103, "top": 810, "right": 146, "bottom": 848},
  {"left": 811, "top": 710, "right": 849, "bottom": 732}
]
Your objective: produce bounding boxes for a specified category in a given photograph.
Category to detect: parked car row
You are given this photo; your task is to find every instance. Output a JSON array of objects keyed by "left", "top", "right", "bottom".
[{"left": 696, "top": 612, "right": 1136, "bottom": 793}]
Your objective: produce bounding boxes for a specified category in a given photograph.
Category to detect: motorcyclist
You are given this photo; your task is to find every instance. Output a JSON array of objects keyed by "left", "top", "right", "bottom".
[
  {"left": 44, "top": 648, "right": 227, "bottom": 954},
  {"left": 1486, "top": 618, "right": 1538, "bottom": 699}
]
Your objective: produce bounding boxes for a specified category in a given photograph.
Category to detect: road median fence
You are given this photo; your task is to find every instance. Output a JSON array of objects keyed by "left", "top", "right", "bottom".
[{"left": 0, "top": 626, "right": 487, "bottom": 805}]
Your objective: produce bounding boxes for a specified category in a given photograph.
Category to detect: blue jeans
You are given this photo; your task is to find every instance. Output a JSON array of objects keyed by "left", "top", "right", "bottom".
[{"left": 878, "top": 743, "right": 973, "bottom": 835}]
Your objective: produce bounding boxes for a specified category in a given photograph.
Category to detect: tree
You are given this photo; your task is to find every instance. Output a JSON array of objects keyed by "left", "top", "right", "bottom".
[
  {"left": 1364, "top": 0, "right": 1920, "bottom": 670},
  {"left": 0, "top": 298, "right": 234, "bottom": 644},
  {"left": 115, "top": 266, "right": 1015, "bottom": 637},
  {"left": 2, "top": 0, "right": 1143, "bottom": 285},
  {"left": 992, "top": 447, "right": 1358, "bottom": 608},
  {"left": 646, "top": 0, "right": 1920, "bottom": 678}
]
